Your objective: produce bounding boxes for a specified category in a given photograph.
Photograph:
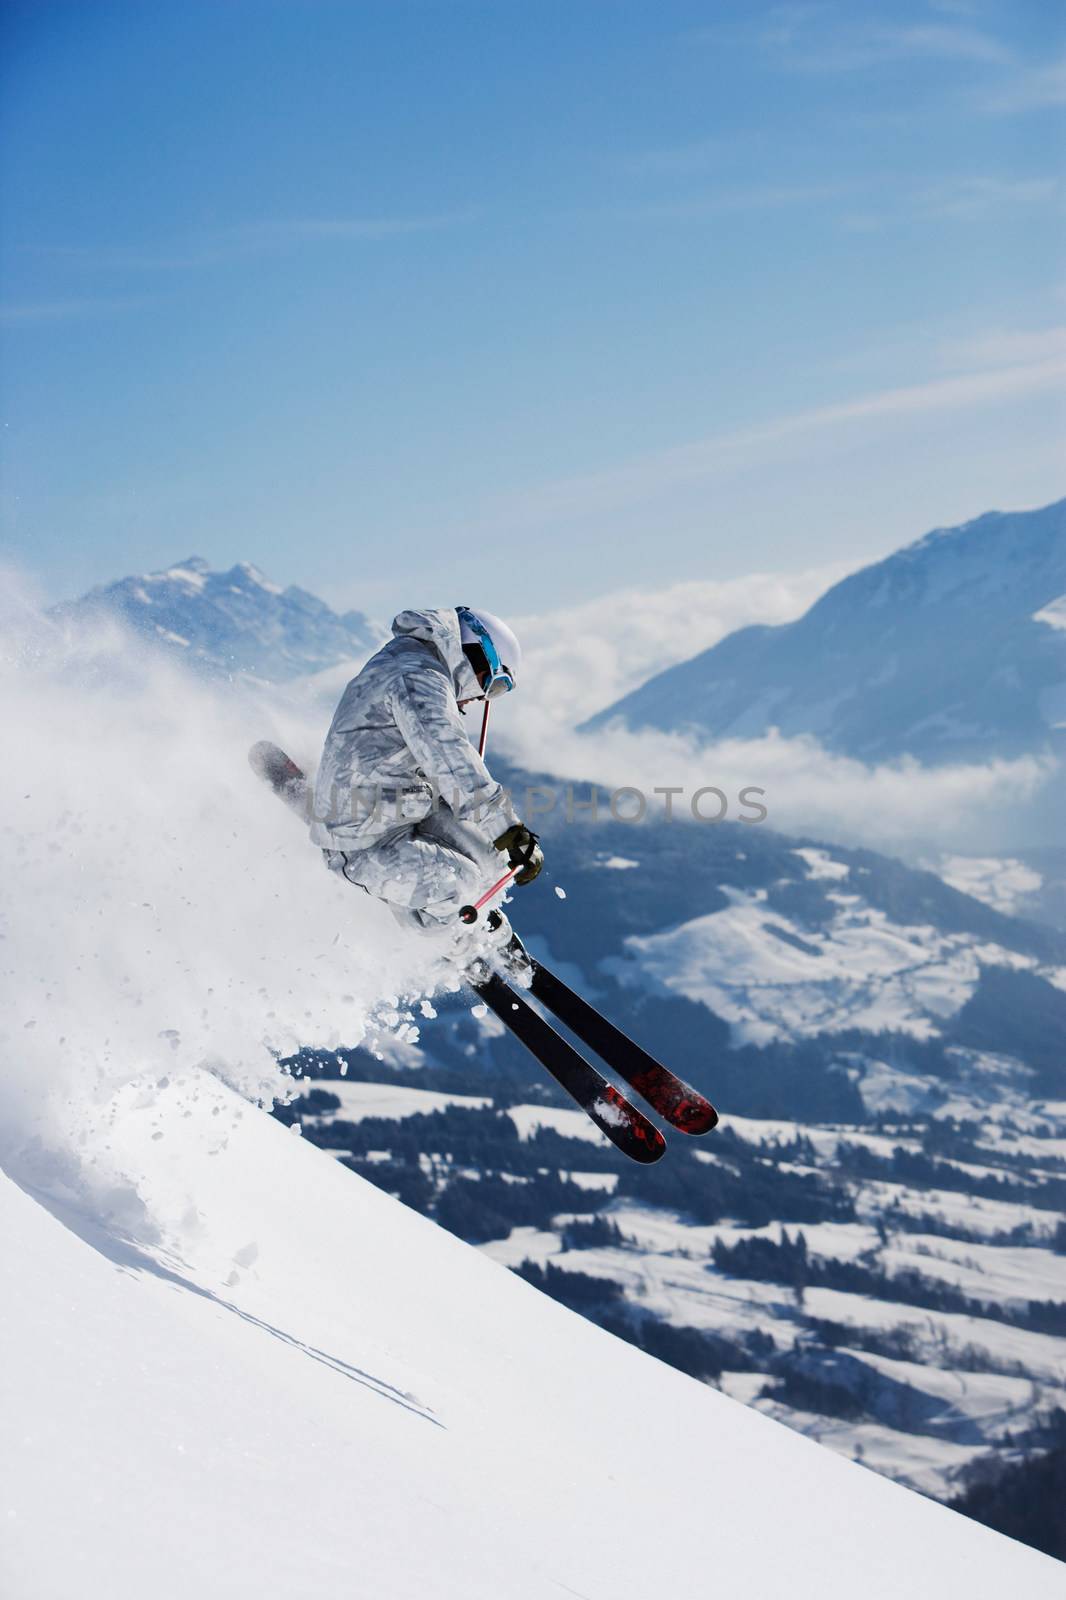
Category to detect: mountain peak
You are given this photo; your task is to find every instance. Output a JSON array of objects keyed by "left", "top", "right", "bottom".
[
  {"left": 227, "top": 560, "right": 282, "bottom": 594},
  {"left": 54, "top": 558, "right": 384, "bottom": 682}
]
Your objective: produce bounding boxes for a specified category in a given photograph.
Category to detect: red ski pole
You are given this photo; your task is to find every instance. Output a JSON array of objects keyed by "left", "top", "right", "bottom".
[{"left": 459, "top": 865, "right": 518, "bottom": 924}]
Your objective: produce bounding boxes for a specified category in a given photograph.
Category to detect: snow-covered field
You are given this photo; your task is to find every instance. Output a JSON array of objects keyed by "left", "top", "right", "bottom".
[{"left": 611, "top": 880, "right": 1044, "bottom": 1047}]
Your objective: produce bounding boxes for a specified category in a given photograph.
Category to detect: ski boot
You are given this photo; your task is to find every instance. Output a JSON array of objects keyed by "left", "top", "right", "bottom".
[{"left": 459, "top": 908, "right": 533, "bottom": 989}]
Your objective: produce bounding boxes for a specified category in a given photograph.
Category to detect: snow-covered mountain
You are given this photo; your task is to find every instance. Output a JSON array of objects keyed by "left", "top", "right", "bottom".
[
  {"left": 584, "top": 499, "right": 1066, "bottom": 765},
  {"left": 53, "top": 556, "right": 383, "bottom": 680},
  {"left": 489, "top": 766, "right": 1066, "bottom": 1084},
  {"left": 3, "top": 1072, "right": 1062, "bottom": 1598}
]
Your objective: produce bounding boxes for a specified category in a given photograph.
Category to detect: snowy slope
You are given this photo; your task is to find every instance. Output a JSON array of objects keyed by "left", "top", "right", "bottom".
[
  {"left": 3, "top": 1072, "right": 1063, "bottom": 1600},
  {"left": 584, "top": 498, "right": 1066, "bottom": 764}
]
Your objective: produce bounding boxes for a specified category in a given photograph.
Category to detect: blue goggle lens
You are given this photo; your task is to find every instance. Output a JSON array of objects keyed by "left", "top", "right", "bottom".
[{"left": 459, "top": 606, "right": 515, "bottom": 697}]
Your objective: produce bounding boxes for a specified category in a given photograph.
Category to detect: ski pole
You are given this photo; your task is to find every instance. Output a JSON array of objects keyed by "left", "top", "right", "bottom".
[
  {"left": 477, "top": 697, "right": 491, "bottom": 757},
  {"left": 459, "top": 865, "right": 517, "bottom": 924}
]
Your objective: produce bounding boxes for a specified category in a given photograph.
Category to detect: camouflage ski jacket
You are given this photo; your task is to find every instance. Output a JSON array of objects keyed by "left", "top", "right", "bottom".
[{"left": 309, "top": 607, "right": 516, "bottom": 855}]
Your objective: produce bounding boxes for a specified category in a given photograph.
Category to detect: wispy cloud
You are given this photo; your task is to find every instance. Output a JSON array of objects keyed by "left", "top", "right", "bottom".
[
  {"left": 914, "top": 174, "right": 1059, "bottom": 220},
  {"left": 0, "top": 294, "right": 162, "bottom": 326},
  {"left": 757, "top": 6, "right": 1065, "bottom": 118},
  {"left": 842, "top": 173, "right": 1061, "bottom": 231},
  {"left": 497, "top": 348, "right": 1066, "bottom": 526},
  {"left": 980, "top": 54, "right": 1066, "bottom": 114},
  {"left": 231, "top": 214, "right": 475, "bottom": 247},
  {"left": 759, "top": 14, "right": 1013, "bottom": 72},
  {"left": 756, "top": 3, "right": 832, "bottom": 52},
  {"left": 616, "top": 138, "right": 736, "bottom": 179},
  {"left": 927, "top": 0, "right": 984, "bottom": 15},
  {"left": 622, "top": 181, "right": 852, "bottom": 223},
  {"left": 30, "top": 212, "right": 474, "bottom": 274},
  {"left": 936, "top": 324, "right": 1066, "bottom": 370}
]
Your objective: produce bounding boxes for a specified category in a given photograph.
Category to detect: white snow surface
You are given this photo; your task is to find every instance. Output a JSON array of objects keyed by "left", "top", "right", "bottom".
[
  {"left": 298, "top": 1081, "right": 492, "bottom": 1123},
  {"left": 4, "top": 1074, "right": 1063, "bottom": 1600},
  {"left": 507, "top": 1102, "right": 607, "bottom": 1144},
  {"left": 792, "top": 846, "right": 851, "bottom": 880},
  {"left": 935, "top": 854, "right": 1044, "bottom": 915}
]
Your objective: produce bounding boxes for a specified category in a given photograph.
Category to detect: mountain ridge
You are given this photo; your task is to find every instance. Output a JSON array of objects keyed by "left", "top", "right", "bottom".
[{"left": 583, "top": 499, "right": 1066, "bottom": 765}]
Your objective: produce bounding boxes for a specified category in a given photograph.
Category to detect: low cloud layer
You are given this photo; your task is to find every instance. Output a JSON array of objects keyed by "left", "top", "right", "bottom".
[
  {"left": 498, "top": 712, "right": 1054, "bottom": 855},
  {"left": 512, "top": 564, "right": 847, "bottom": 726},
  {"left": 497, "top": 572, "right": 1059, "bottom": 855}
]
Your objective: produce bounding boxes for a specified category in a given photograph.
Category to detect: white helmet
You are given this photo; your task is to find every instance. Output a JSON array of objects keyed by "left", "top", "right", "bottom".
[{"left": 457, "top": 607, "right": 522, "bottom": 697}]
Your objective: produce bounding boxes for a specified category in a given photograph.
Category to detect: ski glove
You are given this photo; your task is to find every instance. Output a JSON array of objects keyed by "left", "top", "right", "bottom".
[{"left": 493, "top": 822, "right": 544, "bottom": 887}]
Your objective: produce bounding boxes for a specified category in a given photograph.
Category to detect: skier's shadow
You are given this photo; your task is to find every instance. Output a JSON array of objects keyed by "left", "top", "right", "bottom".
[{"left": 15, "top": 1177, "right": 443, "bottom": 1430}]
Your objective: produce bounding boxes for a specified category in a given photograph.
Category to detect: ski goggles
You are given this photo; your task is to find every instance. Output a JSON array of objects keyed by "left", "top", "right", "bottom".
[{"left": 458, "top": 608, "right": 515, "bottom": 699}]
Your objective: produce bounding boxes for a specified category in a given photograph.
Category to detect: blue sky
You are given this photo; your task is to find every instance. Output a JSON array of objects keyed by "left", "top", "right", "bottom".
[{"left": 1, "top": 0, "right": 1064, "bottom": 616}]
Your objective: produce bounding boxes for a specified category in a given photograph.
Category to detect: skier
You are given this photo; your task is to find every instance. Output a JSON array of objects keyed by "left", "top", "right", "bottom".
[
  {"left": 249, "top": 609, "right": 718, "bottom": 1158},
  {"left": 308, "top": 606, "right": 543, "bottom": 939}
]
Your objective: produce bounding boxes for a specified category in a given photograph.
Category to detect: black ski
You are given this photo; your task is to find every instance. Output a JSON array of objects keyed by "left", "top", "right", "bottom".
[
  {"left": 471, "top": 969, "right": 667, "bottom": 1164},
  {"left": 518, "top": 948, "right": 718, "bottom": 1137}
]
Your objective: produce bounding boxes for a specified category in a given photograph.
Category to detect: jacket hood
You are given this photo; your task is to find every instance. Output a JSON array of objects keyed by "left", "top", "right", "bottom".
[{"left": 391, "top": 608, "right": 481, "bottom": 701}]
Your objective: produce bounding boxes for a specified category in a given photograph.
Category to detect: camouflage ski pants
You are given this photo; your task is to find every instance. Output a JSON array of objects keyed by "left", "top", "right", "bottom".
[{"left": 323, "top": 807, "right": 497, "bottom": 929}]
